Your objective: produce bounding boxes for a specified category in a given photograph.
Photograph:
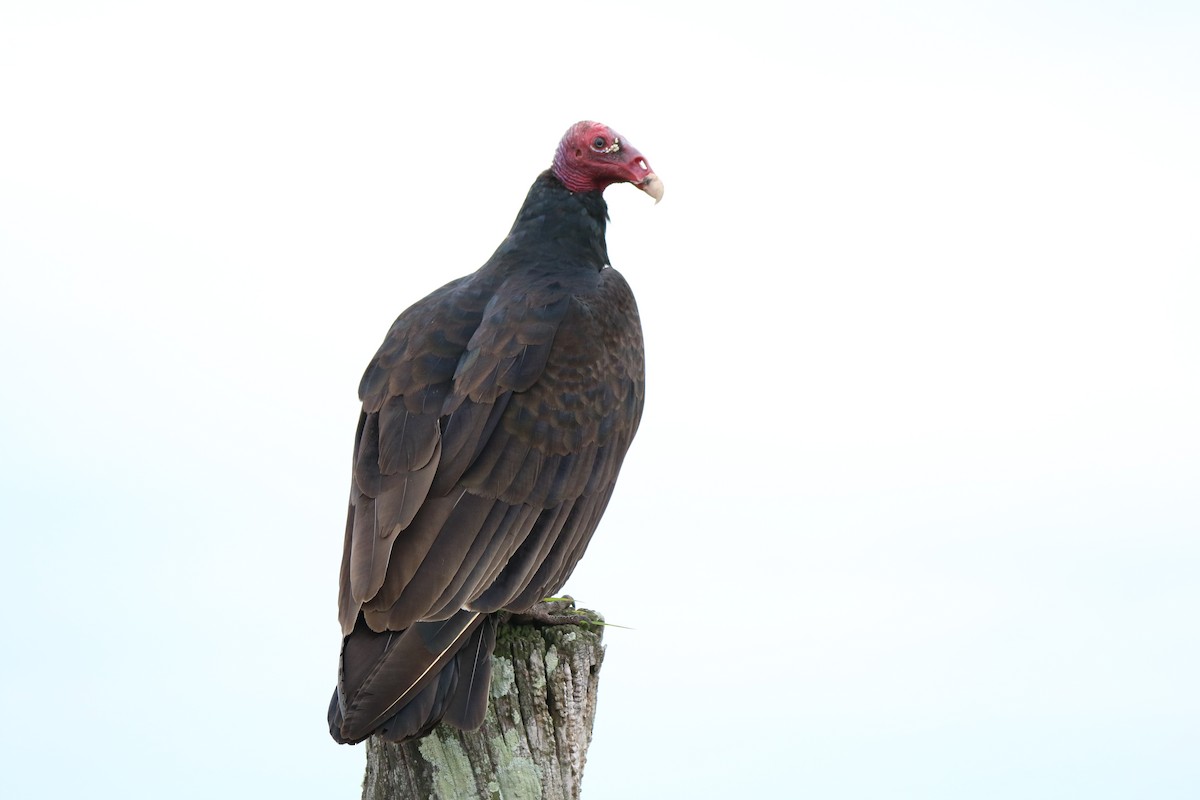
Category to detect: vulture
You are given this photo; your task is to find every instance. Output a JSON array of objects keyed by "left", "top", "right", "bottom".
[{"left": 328, "top": 121, "right": 661, "bottom": 744}]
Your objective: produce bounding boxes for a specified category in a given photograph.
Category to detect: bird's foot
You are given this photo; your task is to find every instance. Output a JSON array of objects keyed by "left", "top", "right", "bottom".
[{"left": 509, "top": 596, "right": 603, "bottom": 629}]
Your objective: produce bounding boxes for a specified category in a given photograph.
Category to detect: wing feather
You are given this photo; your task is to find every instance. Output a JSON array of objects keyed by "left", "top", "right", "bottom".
[{"left": 470, "top": 498, "right": 577, "bottom": 612}]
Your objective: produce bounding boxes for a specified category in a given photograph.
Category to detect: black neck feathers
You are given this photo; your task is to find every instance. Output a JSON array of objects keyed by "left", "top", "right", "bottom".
[{"left": 494, "top": 170, "right": 610, "bottom": 269}]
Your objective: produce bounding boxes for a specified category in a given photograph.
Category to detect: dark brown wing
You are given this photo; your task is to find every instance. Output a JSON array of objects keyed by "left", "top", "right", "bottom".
[{"left": 331, "top": 266, "right": 643, "bottom": 742}]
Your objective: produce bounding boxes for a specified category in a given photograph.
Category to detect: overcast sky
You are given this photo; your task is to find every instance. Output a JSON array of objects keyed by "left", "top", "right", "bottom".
[{"left": 1, "top": 2, "right": 1198, "bottom": 798}]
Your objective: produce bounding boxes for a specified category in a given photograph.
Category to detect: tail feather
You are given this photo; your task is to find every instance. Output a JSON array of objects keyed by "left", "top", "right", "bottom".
[
  {"left": 328, "top": 610, "right": 497, "bottom": 744},
  {"left": 441, "top": 616, "right": 497, "bottom": 730}
]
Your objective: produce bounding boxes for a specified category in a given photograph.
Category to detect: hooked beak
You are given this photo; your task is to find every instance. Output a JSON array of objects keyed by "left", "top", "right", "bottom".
[{"left": 637, "top": 173, "right": 664, "bottom": 204}]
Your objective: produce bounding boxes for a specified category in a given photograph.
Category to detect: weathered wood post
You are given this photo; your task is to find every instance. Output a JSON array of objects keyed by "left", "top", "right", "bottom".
[{"left": 361, "top": 602, "right": 606, "bottom": 800}]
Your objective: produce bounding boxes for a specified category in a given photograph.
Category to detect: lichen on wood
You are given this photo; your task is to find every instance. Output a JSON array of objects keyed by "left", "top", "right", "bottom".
[{"left": 361, "top": 602, "right": 605, "bottom": 800}]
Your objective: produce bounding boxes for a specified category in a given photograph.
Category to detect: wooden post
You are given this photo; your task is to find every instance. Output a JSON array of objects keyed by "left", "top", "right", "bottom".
[{"left": 361, "top": 603, "right": 605, "bottom": 800}]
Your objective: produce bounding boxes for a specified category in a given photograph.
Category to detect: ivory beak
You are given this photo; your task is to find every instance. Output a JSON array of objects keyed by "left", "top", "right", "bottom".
[{"left": 638, "top": 173, "right": 664, "bottom": 204}]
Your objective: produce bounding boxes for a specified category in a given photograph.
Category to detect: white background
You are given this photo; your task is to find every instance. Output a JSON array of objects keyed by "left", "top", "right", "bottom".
[{"left": 1, "top": 2, "right": 1197, "bottom": 798}]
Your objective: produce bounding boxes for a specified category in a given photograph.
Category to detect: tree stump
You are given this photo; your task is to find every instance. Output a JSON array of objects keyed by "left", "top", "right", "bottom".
[{"left": 361, "top": 602, "right": 605, "bottom": 800}]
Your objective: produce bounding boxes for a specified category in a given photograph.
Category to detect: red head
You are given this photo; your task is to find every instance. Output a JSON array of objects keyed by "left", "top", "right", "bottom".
[{"left": 551, "top": 121, "right": 663, "bottom": 203}]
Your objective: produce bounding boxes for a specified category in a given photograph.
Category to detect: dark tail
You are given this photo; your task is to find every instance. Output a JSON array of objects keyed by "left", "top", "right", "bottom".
[{"left": 328, "top": 609, "right": 497, "bottom": 744}]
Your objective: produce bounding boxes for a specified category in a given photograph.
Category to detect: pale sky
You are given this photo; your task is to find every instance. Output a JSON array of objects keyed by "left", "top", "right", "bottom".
[{"left": 1, "top": 2, "right": 1198, "bottom": 798}]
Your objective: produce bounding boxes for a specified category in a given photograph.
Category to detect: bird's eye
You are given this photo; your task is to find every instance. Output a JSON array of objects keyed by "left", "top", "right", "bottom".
[{"left": 592, "top": 137, "right": 606, "bottom": 150}]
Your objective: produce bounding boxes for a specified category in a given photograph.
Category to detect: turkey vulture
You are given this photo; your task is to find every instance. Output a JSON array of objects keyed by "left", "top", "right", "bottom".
[{"left": 328, "top": 121, "right": 660, "bottom": 744}]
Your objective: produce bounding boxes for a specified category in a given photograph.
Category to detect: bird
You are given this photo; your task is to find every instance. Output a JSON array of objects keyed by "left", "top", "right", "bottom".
[{"left": 328, "top": 121, "right": 661, "bottom": 744}]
